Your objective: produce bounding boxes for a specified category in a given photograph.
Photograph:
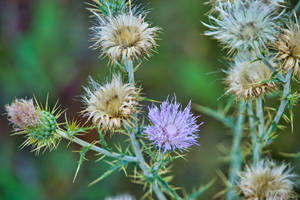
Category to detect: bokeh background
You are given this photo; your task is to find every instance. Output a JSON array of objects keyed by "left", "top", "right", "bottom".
[{"left": 0, "top": 0, "right": 300, "bottom": 199}]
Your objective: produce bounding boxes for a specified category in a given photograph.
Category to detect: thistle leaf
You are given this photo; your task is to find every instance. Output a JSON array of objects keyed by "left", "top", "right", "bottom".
[
  {"left": 156, "top": 175, "right": 181, "bottom": 200},
  {"left": 279, "top": 152, "right": 300, "bottom": 158},
  {"left": 187, "top": 178, "right": 215, "bottom": 200},
  {"left": 98, "top": 129, "right": 111, "bottom": 151},
  {"left": 88, "top": 164, "right": 121, "bottom": 187},
  {"left": 193, "top": 104, "right": 234, "bottom": 129},
  {"left": 73, "top": 145, "right": 92, "bottom": 182}
]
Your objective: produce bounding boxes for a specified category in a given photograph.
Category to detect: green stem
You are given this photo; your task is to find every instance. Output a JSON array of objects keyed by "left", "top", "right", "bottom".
[
  {"left": 247, "top": 101, "right": 257, "bottom": 165},
  {"left": 253, "top": 97, "right": 265, "bottom": 165},
  {"left": 124, "top": 59, "right": 168, "bottom": 200},
  {"left": 226, "top": 100, "right": 246, "bottom": 200},
  {"left": 261, "top": 57, "right": 286, "bottom": 83},
  {"left": 293, "top": 0, "right": 300, "bottom": 15},
  {"left": 57, "top": 130, "right": 138, "bottom": 162},
  {"left": 265, "top": 68, "right": 293, "bottom": 142},
  {"left": 125, "top": 57, "right": 135, "bottom": 84}
]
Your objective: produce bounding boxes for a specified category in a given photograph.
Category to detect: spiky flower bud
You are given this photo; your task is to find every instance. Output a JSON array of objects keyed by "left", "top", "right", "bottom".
[
  {"left": 90, "top": 9, "right": 160, "bottom": 63},
  {"left": 83, "top": 75, "right": 140, "bottom": 131},
  {"left": 105, "top": 194, "right": 135, "bottom": 200},
  {"left": 145, "top": 97, "right": 201, "bottom": 152},
  {"left": 274, "top": 21, "right": 300, "bottom": 75},
  {"left": 204, "top": 0, "right": 281, "bottom": 54},
  {"left": 6, "top": 98, "right": 61, "bottom": 153},
  {"left": 226, "top": 57, "right": 277, "bottom": 99},
  {"left": 238, "top": 160, "right": 296, "bottom": 200}
]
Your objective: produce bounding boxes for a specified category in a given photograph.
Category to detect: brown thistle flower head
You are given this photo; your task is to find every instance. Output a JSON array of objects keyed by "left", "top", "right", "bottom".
[
  {"left": 238, "top": 160, "right": 296, "bottom": 200},
  {"left": 226, "top": 57, "right": 277, "bottom": 99},
  {"left": 83, "top": 75, "right": 140, "bottom": 131},
  {"left": 90, "top": 10, "right": 160, "bottom": 63},
  {"left": 274, "top": 21, "right": 300, "bottom": 75},
  {"left": 6, "top": 98, "right": 62, "bottom": 153},
  {"left": 6, "top": 99, "right": 40, "bottom": 129}
]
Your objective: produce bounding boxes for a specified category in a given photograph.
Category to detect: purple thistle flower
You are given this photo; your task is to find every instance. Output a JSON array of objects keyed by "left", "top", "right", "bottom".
[{"left": 145, "top": 97, "right": 202, "bottom": 152}]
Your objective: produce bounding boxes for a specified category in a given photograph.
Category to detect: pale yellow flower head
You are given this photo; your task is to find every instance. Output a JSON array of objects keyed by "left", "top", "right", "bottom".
[
  {"left": 91, "top": 11, "right": 160, "bottom": 63},
  {"left": 274, "top": 21, "right": 300, "bottom": 75},
  {"left": 83, "top": 75, "right": 140, "bottom": 131},
  {"left": 226, "top": 57, "right": 277, "bottom": 99},
  {"left": 238, "top": 160, "right": 296, "bottom": 200}
]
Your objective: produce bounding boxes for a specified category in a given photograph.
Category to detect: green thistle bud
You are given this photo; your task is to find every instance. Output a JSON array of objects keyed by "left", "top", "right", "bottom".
[
  {"left": 6, "top": 98, "right": 63, "bottom": 154},
  {"left": 24, "top": 111, "right": 61, "bottom": 153}
]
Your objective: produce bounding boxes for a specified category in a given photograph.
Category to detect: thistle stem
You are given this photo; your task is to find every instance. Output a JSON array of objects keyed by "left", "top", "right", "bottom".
[
  {"left": 293, "top": 0, "right": 300, "bottom": 14},
  {"left": 253, "top": 96, "right": 265, "bottom": 165},
  {"left": 226, "top": 100, "right": 246, "bottom": 200},
  {"left": 57, "top": 130, "right": 138, "bottom": 162},
  {"left": 261, "top": 57, "right": 286, "bottom": 83},
  {"left": 264, "top": 68, "right": 293, "bottom": 141},
  {"left": 125, "top": 59, "right": 168, "bottom": 200},
  {"left": 247, "top": 101, "right": 257, "bottom": 165}
]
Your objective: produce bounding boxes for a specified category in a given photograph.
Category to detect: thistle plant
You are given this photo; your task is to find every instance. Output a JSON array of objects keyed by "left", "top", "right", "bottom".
[
  {"left": 5, "top": 0, "right": 300, "bottom": 199},
  {"left": 199, "top": 0, "right": 300, "bottom": 199},
  {"left": 5, "top": 0, "right": 212, "bottom": 199}
]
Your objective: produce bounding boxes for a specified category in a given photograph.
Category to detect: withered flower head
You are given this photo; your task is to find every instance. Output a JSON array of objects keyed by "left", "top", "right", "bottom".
[
  {"left": 238, "top": 160, "right": 296, "bottom": 200},
  {"left": 90, "top": 10, "right": 160, "bottom": 63},
  {"left": 83, "top": 75, "right": 140, "bottom": 131},
  {"left": 226, "top": 57, "right": 277, "bottom": 99},
  {"left": 274, "top": 21, "right": 300, "bottom": 75}
]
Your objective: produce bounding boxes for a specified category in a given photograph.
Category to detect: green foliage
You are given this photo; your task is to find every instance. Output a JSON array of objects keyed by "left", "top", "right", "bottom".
[
  {"left": 73, "top": 145, "right": 92, "bottom": 182},
  {"left": 88, "top": 0, "right": 128, "bottom": 16},
  {"left": 193, "top": 104, "right": 234, "bottom": 129},
  {"left": 66, "top": 120, "right": 93, "bottom": 138},
  {"left": 88, "top": 160, "right": 128, "bottom": 186},
  {"left": 186, "top": 178, "right": 215, "bottom": 200}
]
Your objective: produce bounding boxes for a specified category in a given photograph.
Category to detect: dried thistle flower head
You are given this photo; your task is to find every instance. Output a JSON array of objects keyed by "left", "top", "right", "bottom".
[
  {"left": 238, "top": 160, "right": 296, "bottom": 200},
  {"left": 204, "top": 0, "right": 281, "bottom": 54},
  {"left": 90, "top": 10, "right": 160, "bottom": 63},
  {"left": 6, "top": 99, "right": 40, "bottom": 129},
  {"left": 274, "top": 21, "right": 300, "bottom": 75},
  {"left": 105, "top": 194, "right": 135, "bottom": 200},
  {"left": 226, "top": 57, "right": 277, "bottom": 99},
  {"left": 145, "top": 97, "right": 201, "bottom": 152},
  {"left": 6, "top": 98, "right": 62, "bottom": 153},
  {"left": 83, "top": 75, "right": 140, "bottom": 131}
]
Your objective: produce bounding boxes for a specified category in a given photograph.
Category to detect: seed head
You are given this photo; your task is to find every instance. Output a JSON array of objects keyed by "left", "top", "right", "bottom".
[
  {"left": 204, "top": 0, "right": 281, "bottom": 54},
  {"left": 274, "top": 20, "right": 300, "bottom": 75},
  {"left": 145, "top": 97, "right": 201, "bottom": 152},
  {"left": 238, "top": 160, "right": 296, "bottom": 200},
  {"left": 83, "top": 75, "right": 140, "bottom": 131},
  {"left": 90, "top": 10, "right": 160, "bottom": 63},
  {"left": 226, "top": 57, "right": 277, "bottom": 99}
]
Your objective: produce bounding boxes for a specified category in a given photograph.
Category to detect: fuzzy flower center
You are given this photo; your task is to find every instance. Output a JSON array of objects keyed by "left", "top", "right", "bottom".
[
  {"left": 240, "top": 22, "right": 258, "bottom": 40},
  {"left": 114, "top": 25, "right": 140, "bottom": 48},
  {"left": 103, "top": 94, "right": 123, "bottom": 117},
  {"left": 165, "top": 124, "right": 178, "bottom": 136}
]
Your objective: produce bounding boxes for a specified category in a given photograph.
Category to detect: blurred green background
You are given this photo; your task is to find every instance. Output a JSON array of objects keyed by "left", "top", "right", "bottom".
[{"left": 0, "top": 0, "right": 300, "bottom": 199}]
